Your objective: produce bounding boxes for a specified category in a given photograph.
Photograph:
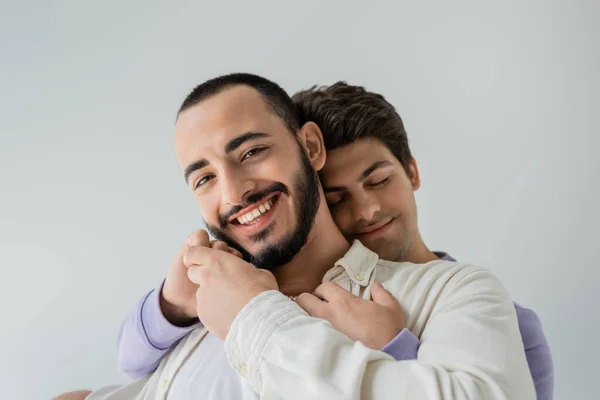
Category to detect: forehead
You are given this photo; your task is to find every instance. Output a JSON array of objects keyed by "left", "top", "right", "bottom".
[
  {"left": 320, "top": 138, "right": 402, "bottom": 184},
  {"left": 174, "top": 85, "right": 287, "bottom": 162}
]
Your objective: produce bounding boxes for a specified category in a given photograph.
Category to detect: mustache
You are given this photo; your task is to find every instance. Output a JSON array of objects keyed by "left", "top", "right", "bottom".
[{"left": 218, "top": 182, "right": 290, "bottom": 229}]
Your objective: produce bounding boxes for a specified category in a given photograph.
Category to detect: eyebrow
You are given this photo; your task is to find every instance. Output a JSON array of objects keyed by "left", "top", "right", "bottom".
[
  {"left": 224, "top": 132, "right": 270, "bottom": 154},
  {"left": 359, "top": 161, "right": 392, "bottom": 182},
  {"left": 184, "top": 159, "right": 209, "bottom": 184},
  {"left": 183, "top": 132, "right": 271, "bottom": 184},
  {"left": 323, "top": 160, "right": 393, "bottom": 194}
]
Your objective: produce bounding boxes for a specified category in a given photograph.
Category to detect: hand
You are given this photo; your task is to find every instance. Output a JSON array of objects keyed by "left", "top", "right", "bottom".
[
  {"left": 296, "top": 281, "right": 405, "bottom": 350},
  {"left": 161, "top": 230, "right": 242, "bottom": 326},
  {"left": 184, "top": 244, "right": 278, "bottom": 339}
]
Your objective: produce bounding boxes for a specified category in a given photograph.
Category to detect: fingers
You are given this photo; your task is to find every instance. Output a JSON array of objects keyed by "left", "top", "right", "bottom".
[
  {"left": 210, "top": 240, "right": 229, "bottom": 252},
  {"left": 188, "top": 230, "right": 210, "bottom": 247},
  {"left": 184, "top": 244, "right": 246, "bottom": 271},
  {"left": 296, "top": 292, "right": 328, "bottom": 318},
  {"left": 210, "top": 240, "right": 243, "bottom": 259},
  {"left": 227, "top": 247, "right": 243, "bottom": 259},
  {"left": 183, "top": 245, "right": 218, "bottom": 268},
  {"left": 187, "top": 265, "right": 210, "bottom": 286},
  {"left": 313, "top": 281, "right": 348, "bottom": 302},
  {"left": 370, "top": 282, "right": 400, "bottom": 309}
]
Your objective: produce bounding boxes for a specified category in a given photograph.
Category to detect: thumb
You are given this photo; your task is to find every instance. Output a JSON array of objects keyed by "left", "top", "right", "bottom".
[{"left": 370, "top": 282, "right": 400, "bottom": 309}]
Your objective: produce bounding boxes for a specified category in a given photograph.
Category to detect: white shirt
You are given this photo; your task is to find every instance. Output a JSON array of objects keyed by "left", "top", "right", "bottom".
[{"left": 87, "top": 240, "right": 535, "bottom": 400}]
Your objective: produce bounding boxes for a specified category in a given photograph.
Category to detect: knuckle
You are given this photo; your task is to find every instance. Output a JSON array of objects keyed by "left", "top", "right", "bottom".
[
  {"left": 190, "top": 229, "right": 210, "bottom": 245},
  {"left": 322, "top": 281, "right": 336, "bottom": 290},
  {"left": 296, "top": 293, "right": 311, "bottom": 303},
  {"left": 182, "top": 249, "right": 192, "bottom": 265}
]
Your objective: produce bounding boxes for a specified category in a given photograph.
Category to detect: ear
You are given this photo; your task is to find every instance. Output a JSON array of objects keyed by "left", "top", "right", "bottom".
[
  {"left": 407, "top": 158, "right": 421, "bottom": 191},
  {"left": 297, "top": 121, "right": 326, "bottom": 171}
]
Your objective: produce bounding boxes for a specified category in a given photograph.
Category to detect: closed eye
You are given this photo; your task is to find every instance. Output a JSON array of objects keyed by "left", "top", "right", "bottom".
[
  {"left": 327, "top": 194, "right": 347, "bottom": 208},
  {"left": 369, "top": 177, "right": 390, "bottom": 188}
]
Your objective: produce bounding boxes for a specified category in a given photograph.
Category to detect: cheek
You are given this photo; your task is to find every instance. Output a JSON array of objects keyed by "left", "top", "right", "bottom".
[
  {"left": 196, "top": 194, "right": 221, "bottom": 226},
  {"left": 254, "top": 153, "right": 295, "bottom": 185},
  {"left": 381, "top": 182, "right": 417, "bottom": 218}
]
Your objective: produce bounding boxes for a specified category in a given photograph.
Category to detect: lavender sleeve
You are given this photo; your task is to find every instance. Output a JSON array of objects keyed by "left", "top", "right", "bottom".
[
  {"left": 381, "top": 303, "right": 554, "bottom": 400},
  {"left": 116, "top": 280, "right": 201, "bottom": 379},
  {"left": 380, "top": 328, "right": 420, "bottom": 360},
  {"left": 515, "top": 304, "right": 554, "bottom": 400}
]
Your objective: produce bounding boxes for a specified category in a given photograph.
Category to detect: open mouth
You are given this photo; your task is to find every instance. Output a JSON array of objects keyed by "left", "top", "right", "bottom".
[{"left": 228, "top": 193, "right": 281, "bottom": 233}]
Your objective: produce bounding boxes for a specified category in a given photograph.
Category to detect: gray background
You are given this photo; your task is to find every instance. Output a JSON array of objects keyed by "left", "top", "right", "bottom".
[{"left": 1, "top": 1, "right": 598, "bottom": 399}]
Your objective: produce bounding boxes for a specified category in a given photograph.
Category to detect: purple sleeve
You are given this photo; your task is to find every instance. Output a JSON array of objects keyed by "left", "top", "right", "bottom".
[
  {"left": 380, "top": 328, "right": 420, "bottom": 361},
  {"left": 514, "top": 304, "right": 554, "bottom": 400},
  {"left": 116, "top": 280, "right": 201, "bottom": 379}
]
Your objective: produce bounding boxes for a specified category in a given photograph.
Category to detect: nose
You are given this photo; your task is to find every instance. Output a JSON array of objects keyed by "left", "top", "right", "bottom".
[
  {"left": 351, "top": 192, "right": 381, "bottom": 224},
  {"left": 220, "top": 167, "right": 256, "bottom": 206}
]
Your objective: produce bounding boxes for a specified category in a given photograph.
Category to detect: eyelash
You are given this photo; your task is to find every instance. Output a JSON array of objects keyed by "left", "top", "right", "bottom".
[
  {"left": 194, "top": 175, "right": 213, "bottom": 190},
  {"left": 370, "top": 177, "right": 390, "bottom": 188},
  {"left": 194, "top": 147, "right": 269, "bottom": 190},
  {"left": 242, "top": 146, "right": 267, "bottom": 160},
  {"left": 328, "top": 177, "right": 390, "bottom": 208},
  {"left": 329, "top": 194, "right": 346, "bottom": 208}
]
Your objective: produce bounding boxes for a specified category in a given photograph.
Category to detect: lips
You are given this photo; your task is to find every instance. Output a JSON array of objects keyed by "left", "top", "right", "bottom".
[
  {"left": 355, "top": 217, "right": 393, "bottom": 234},
  {"left": 227, "top": 193, "right": 280, "bottom": 225},
  {"left": 226, "top": 193, "right": 282, "bottom": 236},
  {"left": 235, "top": 197, "right": 276, "bottom": 225}
]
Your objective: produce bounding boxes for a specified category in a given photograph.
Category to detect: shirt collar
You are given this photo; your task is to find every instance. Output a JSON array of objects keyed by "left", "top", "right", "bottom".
[
  {"left": 433, "top": 251, "right": 456, "bottom": 262},
  {"left": 324, "top": 240, "right": 379, "bottom": 287}
]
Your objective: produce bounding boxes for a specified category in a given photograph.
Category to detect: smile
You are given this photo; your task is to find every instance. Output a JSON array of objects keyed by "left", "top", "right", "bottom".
[
  {"left": 228, "top": 193, "right": 282, "bottom": 235},
  {"left": 354, "top": 217, "right": 395, "bottom": 241},
  {"left": 236, "top": 197, "right": 276, "bottom": 225}
]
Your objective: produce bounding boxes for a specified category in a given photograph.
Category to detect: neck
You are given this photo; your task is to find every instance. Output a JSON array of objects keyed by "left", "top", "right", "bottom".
[
  {"left": 402, "top": 230, "right": 440, "bottom": 264},
  {"left": 273, "top": 205, "right": 350, "bottom": 297}
]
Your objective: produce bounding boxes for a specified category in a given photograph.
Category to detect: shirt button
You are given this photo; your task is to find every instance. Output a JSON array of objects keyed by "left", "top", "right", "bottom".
[
  {"left": 161, "top": 378, "right": 168, "bottom": 389},
  {"left": 355, "top": 273, "right": 365, "bottom": 281},
  {"left": 240, "top": 364, "right": 248, "bottom": 377}
]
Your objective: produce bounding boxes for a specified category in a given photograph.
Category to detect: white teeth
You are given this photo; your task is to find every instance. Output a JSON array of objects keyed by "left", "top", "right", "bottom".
[{"left": 236, "top": 198, "right": 276, "bottom": 225}]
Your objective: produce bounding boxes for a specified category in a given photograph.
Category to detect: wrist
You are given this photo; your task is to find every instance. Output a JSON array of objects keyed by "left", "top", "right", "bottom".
[{"left": 159, "top": 288, "right": 196, "bottom": 327}]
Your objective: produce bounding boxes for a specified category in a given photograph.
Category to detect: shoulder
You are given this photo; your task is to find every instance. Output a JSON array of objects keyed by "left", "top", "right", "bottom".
[
  {"left": 376, "top": 258, "right": 493, "bottom": 284},
  {"left": 375, "top": 259, "right": 507, "bottom": 300},
  {"left": 513, "top": 303, "right": 548, "bottom": 350},
  {"left": 512, "top": 303, "right": 554, "bottom": 398}
]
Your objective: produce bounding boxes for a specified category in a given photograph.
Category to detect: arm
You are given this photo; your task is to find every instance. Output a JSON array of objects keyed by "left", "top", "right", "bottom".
[
  {"left": 225, "top": 268, "right": 536, "bottom": 400},
  {"left": 515, "top": 305, "right": 554, "bottom": 400},
  {"left": 116, "top": 281, "right": 200, "bottom": 379},
  {"left": 382, "top": 306, "right": 555, "bottom": 398},
  {"left": 117, "top": 231, "right": 238, "bottom": 378},
  {"left": 380, "top": 328, "right": 420, "bottom": 361}
]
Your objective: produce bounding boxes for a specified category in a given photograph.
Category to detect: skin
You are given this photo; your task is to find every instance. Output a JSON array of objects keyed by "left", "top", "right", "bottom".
[
  {"left": 52, "top": 390, "right": 92, "bottom": 400},
  {"left": 321, "top": 137, "right": 439, "bottom": 265},
  {"left": 173, "top": 85, "right": 350, "bottom": 297},
  {"left": 170, "top": 85, "right": 407, "bottom": 345},
  {"left": 53, "top": 87, "right": 425, "bottom": 398}
]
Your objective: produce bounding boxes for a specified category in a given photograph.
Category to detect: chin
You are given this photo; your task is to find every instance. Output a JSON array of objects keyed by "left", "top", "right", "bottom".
[{"left": 368, "top": 238, "right": 406, "bottom": 262}]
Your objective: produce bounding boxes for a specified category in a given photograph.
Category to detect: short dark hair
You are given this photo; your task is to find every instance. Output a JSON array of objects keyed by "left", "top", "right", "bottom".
[
  {"left": 178, "top": 73, "right": 300, "bottom": 134},
  {"left": 292, "top": 82, "right": 413, "bottom": 172}
]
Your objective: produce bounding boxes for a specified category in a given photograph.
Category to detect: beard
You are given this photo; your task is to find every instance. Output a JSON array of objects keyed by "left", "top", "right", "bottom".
[{"left": 205, "top": 143, "right": 321, "bottom": 270}]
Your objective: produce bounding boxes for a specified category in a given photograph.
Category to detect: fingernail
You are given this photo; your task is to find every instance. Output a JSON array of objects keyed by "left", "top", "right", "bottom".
[{"left": 189, "top": 234, "right": 199, "bottom": 247}]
